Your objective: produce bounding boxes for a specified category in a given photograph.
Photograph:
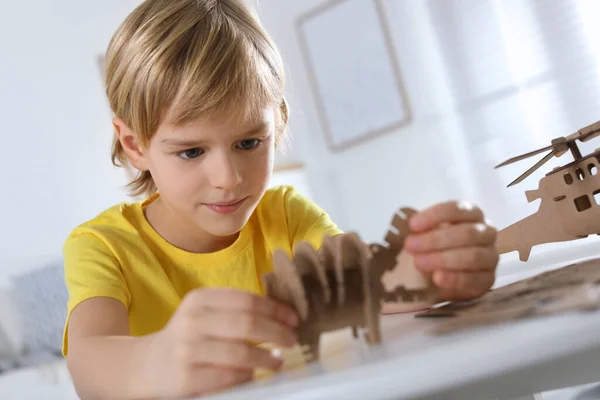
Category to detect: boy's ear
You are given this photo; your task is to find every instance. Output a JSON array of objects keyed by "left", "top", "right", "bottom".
[{"left": 113, "top": 118, "right": 150, "bottom": 171}]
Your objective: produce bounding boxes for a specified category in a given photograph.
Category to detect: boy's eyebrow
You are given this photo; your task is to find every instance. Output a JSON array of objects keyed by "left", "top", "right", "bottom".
[
  {"left": 234, "top": 122, "right": 270, "bottom": 138},
  {"left": 161, "top": 123, "right": 270, "bottom": 147}
]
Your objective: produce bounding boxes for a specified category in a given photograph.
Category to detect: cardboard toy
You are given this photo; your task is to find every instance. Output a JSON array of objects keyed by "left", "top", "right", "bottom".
[
  {"left": 262, "top": 208, "right": 438, "bottom": 360},
  {"left": 419, "top": 121, "right": 600, "bottom": 333},
  {"left": 415, "top": 257, "right": 600, "bottom": 333},
  {"left": 495, "top": 120, "right": 600, "bottom": 261}
]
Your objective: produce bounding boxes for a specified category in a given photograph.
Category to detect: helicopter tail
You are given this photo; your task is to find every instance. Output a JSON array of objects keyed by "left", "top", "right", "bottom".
[{"left": 497, "top": 201, "right": 580, "bottom": 262}]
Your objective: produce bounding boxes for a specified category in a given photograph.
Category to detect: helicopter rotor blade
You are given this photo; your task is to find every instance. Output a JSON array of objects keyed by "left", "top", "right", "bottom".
[
  {"left": 495, "top": 144, "right": 554, "bottom": 169},
  {"left": 576, "top": 120, "right": 600, "bottom": 142},
  {"left": 507, "top": 150, "right": 556, "bottom": 187}
]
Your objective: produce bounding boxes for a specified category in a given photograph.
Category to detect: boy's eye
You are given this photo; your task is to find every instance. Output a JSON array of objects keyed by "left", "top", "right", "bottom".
[
  {"left": 237, "top": 139, "right": 261, "bottom": 150},
  {"left": 178, "top": 148, "right": 203, "bottom": 159}
]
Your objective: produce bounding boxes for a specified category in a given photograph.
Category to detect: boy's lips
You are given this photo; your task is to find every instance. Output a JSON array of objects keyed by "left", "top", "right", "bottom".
[{"left": 204, "top": 197, "right": 247, "bottom": 214}]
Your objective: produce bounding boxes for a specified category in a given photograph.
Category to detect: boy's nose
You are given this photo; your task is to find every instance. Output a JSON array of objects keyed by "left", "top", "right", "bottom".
[{"left": 210, "top": 153, "right": 242, "bottom": 190}]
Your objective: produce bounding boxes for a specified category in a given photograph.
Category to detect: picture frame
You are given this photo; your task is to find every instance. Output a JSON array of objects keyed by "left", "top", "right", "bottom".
[
  {"left": 296, "top": 0, "right": 412, "bottom": 152},
  {"left": 97, "top": 54, "right": 106, "bottom": 82}
]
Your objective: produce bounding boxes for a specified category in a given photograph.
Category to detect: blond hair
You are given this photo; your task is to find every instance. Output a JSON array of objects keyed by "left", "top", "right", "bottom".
[{"left": 104, "top": 0, "right": 289, "bottom": 197}]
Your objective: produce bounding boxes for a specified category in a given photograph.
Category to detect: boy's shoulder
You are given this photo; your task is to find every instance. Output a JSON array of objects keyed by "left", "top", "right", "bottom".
[
  {"left": 255, "top": 184, "right": 328, "bottom": 226},
  {"left": 66, "top": 195, "right": 149, "bottom": 242},
  {"left": 255, "top": 185, "right": 341, "bottom": 253},
  {"left": 256, "top": 185, "right": 308, "bottom": 214},
  {"left": 259, "top": 184, "right": 294, "bottom": 203}
]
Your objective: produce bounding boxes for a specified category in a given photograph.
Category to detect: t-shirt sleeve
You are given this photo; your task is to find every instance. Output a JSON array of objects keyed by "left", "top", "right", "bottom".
[
  {"left": 62, "top": 232, "right": 131, "bottom": 356},
  {"left": 283, "top": 186, "right": 344, "bottom": 250}
]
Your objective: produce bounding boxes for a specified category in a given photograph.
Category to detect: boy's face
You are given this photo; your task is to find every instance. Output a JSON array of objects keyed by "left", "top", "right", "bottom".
[{"left": 126, "top": 107, "right": 277, "bottom": 238}]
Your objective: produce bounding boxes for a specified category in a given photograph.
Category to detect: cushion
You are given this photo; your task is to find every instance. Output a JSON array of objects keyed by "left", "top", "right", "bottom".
[
  {"left": 0, "top": 285, "right": 24, "bottom": 357},
  {"left": 0, "top": 318, "right": 16, "bottom": 363},
  {"left": 11, "top": 262, "right": 68, "bottom": 356}
]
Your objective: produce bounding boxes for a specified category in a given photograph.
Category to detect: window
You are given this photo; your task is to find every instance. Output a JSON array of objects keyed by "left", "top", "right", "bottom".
[
  {"left": 564, "top": 173, "right": 574, "bottom": 185},
  {"left": 593, "top": 190, "right": 600, "bottom": 205},
  {"left": 575, "top": 194, "right": 592, "bottom": 212}
]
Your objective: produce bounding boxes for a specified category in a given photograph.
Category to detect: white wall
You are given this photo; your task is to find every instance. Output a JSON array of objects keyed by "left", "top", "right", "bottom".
[
  {"left": 0, "top": 0, "right": 142, "bottom": 283},
  {"left": 252, "top": 0, "right": 600, "bottom": 257},
  {"left": 250, "top": 0, "right": 487, "bottom": 242}
]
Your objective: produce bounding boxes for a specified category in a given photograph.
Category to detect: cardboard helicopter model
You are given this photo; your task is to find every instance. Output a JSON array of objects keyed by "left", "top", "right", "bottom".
[
  {"left": 495, "top": 120, "right": 600, "bottom": 262},
  {"left": 263, "top": 208, "right": 438, "bottom": 360}
]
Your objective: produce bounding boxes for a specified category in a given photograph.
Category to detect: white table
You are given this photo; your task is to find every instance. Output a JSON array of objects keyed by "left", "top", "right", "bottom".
[
  {"left": 205, "top": 240, "right": 600, "bottom": 400},
  {"left": 0, "top": 359, "right": 77, "bottom": 400}
]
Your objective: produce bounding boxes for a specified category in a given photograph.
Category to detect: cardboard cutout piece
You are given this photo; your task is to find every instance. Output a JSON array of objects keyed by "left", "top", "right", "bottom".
[
  {"left": 415, "top": 258, "right": 600, "bottom": 333},
  {"left": 263, "top": 208, "right": 437, "bottom": 360}
]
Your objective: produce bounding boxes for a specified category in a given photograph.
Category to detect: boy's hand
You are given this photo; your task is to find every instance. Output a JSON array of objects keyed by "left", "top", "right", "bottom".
[
  {"left": 146, "top": 288, "right": 299, "bottom": 398},
  {"left": 404, "top": 201, "right": 499, "bottom": 302}
]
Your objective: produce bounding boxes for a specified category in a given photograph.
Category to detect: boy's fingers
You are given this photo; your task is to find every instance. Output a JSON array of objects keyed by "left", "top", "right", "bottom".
[
  {"left": 195, "top": 310, "right": 297, "bottom": 348},
  {"left": 414, "top": 247, "right": 499, "bottom": 272},
  {"left": 180, "top": 339, "right": 283, "bottom": 371},
  {"left": 409, "top": 201, "right": 485, "bottom": 233},
  {"left": 405, "top": 223, "right": 497, "bottom": 252},
  {"left": 182, "top": 288, "right": 299, "bottom": 327},
  {"left": 433, "top": 270, "right": 495, "bottom": 301}
]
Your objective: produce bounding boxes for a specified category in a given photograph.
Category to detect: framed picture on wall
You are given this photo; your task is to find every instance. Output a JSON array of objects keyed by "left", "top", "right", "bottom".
[
  {"left": 97, "top": 54, "right": 106, "bottom": 81},
  {"left": 296, "top": 0, "right": 411, "bottom": 152}
]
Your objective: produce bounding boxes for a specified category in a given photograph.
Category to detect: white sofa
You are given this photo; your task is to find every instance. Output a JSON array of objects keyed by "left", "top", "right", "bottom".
[
  {"left": 0, "top": 268, "right": 78, "bottom": 399},
  {"left": 0, "top": 357, "right": 76, "bottom": 399}
]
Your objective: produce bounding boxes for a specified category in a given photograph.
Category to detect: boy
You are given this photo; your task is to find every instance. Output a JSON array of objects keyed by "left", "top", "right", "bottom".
[{"left": 63, "top": 0, "right": 499, "bottom": 398}]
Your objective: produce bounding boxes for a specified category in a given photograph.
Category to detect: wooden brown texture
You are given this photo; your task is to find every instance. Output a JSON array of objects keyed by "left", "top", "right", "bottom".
[
  {"left": 263, "top": 208, "right": 437, "bottom": 360},
  {"left": 415, "top": 258, "right": 600, "bottom": 333}
]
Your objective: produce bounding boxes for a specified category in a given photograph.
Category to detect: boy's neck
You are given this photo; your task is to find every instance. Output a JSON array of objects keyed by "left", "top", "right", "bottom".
[{"left": 143, "top": 198, "right": 239, "bottom": 254}]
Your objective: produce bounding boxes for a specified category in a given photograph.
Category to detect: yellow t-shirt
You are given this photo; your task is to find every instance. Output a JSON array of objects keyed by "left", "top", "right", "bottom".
[{"left": 62, "top": 185, "right": 342, "bottom": 356}]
